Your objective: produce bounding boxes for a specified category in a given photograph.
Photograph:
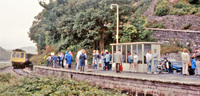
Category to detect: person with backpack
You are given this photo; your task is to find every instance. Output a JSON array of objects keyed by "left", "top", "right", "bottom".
[
  {"left": 105, "top": 51, "right": 111, "bottom": 70},
  {"left": 128, "top": 53, "right": 133, "bottom": 72},
  {"left": 79, "top": 50, "right": 87, "bottom": 72}
]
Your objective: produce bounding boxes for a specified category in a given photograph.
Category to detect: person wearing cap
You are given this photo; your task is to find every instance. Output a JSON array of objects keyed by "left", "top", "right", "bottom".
[{"left": 195, "top": 48, "right": 200, "bottom": 75}]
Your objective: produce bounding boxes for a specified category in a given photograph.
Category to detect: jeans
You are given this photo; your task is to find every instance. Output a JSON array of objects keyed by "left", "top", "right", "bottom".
[
  {"left": 68, "top": 63, "right": 71, "bottom": 68},
  {"left": 147, "top": 60, "right": 152, "bottom": 72},
  {"left": 105, "top": 62, "right": 110, "bottom": 70},
  {"left": 154, "top": 60, "right": 158, "bottom": 73},
  {"left": 47, "top": 60, "right": 51, "bottom": 66}
]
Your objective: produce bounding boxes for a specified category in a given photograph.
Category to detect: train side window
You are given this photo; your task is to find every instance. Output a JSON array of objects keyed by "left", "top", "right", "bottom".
[
  {"left": 12, "top": 52, "right": 16, "bottom": 57},
  {"left": 21, "top": 53, "right": 24, "bottom": 58},
  {"left": 17, "top": 53, "right": 20, "bottom": 58}
]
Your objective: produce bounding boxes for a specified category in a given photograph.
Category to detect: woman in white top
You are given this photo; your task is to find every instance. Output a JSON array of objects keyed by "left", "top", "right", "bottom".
[
  {"left": 133, "top": 52, "right": 138, "bottom": 72},
  {"left": 146, "top": 49, "right": 152, "bottom": 74},
  {"left": 181, "top": 48, "right": 190, "bottom": 75}
]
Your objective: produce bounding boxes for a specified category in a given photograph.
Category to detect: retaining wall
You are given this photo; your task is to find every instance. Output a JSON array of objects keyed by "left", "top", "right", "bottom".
[{"left": 35, "top": 66, "right": 200, "bottom": 96}]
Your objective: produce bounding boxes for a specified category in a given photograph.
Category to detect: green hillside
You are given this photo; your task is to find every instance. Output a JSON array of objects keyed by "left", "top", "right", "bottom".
[
  {"left": 0, "top": 47, "right": 11, "bottom": 61},
  {"left": 154, "top": 0, "right": 200, "bottom": 16}
]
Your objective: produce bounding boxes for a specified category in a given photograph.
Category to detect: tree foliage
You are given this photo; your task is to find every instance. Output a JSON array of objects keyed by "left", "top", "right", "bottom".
[{"left": 29, "top": 0, "right": 154, "bottom": 54}]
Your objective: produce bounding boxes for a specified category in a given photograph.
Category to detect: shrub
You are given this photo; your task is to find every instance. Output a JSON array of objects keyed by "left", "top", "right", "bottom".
[
  {"left": 155, "top": 5, "right": 169, "bottom": 16},
  {"left": 182, "top": 23, "right": 192, "bottom": 29},
  {"left": 187, "top": 0, "right": 200, "bottom": 4},
  {"left": 173, "top": 2, "right": 187, "bottom": 8},
  {"left": 176, "top": 9, "right": 186, "bottom": 16}
]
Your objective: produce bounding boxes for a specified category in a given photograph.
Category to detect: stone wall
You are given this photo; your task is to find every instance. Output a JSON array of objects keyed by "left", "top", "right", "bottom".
[
  {"left": 161, "top": 52, "right": 182, "bottom": 61},
  {"left": 143, "top": 0, "right": 200, "bottom": 31},
  {"left": 35, "top": 66, "right": 200, "bottom": 96},
  {"left": 146, "top": 28, "right": 200, "bottom": 50}
]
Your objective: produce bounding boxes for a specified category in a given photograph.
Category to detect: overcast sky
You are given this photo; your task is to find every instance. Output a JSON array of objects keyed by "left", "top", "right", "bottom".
[{"left": 0, "top": 0, "right": 44, "bottom": 50}]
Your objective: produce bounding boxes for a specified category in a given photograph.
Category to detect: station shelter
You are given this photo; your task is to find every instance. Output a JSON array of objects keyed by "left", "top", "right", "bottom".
[{"left": 110, "top": 42, "right": 161, "bottom": 73}]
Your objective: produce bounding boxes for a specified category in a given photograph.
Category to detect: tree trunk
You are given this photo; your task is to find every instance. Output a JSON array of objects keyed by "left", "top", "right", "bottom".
[
  {"left": 99, "top": 32, "right": 104, "bottom": 51},
  {"left": 93, "top": 41, "right": 95, "bottom": 50}
]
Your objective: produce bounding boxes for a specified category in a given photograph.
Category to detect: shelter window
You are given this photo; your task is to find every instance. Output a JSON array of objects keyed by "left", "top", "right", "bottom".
[
  {"left": 122, "top": 45, "right": 126, "bottom": 63},
  {"left": 138, "top": 44, "right": 142, "bottom": 64},
  {"left": 21, "top": 53, "right": 24, "bottom": 58}
]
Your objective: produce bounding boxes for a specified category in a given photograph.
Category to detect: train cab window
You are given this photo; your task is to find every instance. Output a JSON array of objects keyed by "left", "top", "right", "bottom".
[
  {"left": 12, "top": 52, "right": 16, "bottom": 57},
  {"left": 21, "top": 53, "right": 24, "bottom": 58},
  {"left": 17, "top": 53, "right": 20, "bottom": 58}
]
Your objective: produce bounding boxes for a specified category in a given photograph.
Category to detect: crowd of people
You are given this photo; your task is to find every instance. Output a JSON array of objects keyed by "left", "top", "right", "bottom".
[
  {"left": 46, "top": 51, "right": 73, "bottom": 69},
  {"left": 45, "top": 47, "right": 200, "bottom": 75}
]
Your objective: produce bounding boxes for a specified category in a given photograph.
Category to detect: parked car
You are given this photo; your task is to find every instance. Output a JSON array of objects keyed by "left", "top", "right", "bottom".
[{"left": 171, "top": 61, "right": 182, "bottom": 73}]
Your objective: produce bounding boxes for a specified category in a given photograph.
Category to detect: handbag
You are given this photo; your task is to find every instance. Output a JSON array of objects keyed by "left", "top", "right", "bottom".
[
  {"left": 188, "top": 62, "right": 191, "bottom": 66},
  {"left": 120, "top": 63, "right": 123, "bottom": 71}
]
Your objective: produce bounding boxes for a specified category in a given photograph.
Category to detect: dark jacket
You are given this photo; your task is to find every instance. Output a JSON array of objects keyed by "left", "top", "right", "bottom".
[{"left": 79, "top": 53, "right": 87, "bottom": 66}]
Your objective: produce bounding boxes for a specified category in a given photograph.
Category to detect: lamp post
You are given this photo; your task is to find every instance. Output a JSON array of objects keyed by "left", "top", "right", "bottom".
[{"left": 110, "top": 4, "right": 119, "bottom": 44}]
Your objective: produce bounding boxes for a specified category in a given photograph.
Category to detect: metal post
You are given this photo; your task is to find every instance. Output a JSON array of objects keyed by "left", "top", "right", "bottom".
[{"left": 110, "top": 4, "right": 119, "bottom": 44}]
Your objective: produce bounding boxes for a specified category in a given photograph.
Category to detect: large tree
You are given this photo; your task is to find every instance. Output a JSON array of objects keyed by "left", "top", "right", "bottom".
[{"left": 29, "top": 0, "right": 134, "bottom": 52}]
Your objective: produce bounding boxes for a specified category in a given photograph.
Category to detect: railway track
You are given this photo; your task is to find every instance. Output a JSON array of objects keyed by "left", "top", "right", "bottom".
[
  {"left": 12, "top": 68, "right": 29, "bottom": 76},
  {"left": 0, "top": 66, "right": 31, "bottom": 76},
  {"left": 0, "top": 66, "right": 13, "bottom": 72}
]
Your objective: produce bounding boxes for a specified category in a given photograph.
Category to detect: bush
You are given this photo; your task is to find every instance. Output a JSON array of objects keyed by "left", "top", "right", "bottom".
[
  {"left": 155, "top": 5, "right": 169, "bottom": 16},
  {"left": 176, "top": 9, "right": 187, "bottom": 16},
  {"left": 173, "top": 2, "right": 187, "bottom": 8},
  {"left": 182, "top": 23, "right": 192, "bottom": 29},
  {"left": 187, "top": 0, "right": 200, "bottom": 4}
]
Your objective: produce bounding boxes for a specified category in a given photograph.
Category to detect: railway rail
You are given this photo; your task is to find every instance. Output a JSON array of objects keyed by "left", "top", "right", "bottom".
[{"left": 0, "top": 66, "right": 30, "bottom": 76}]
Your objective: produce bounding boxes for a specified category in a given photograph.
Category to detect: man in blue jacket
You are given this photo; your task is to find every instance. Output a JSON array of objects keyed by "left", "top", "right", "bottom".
[
  {"left": 67, "top": 51, "right": 72, "bottom": 69},
  {"left": 64, "top": 51, "right": 68, "bottom": 68}
]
